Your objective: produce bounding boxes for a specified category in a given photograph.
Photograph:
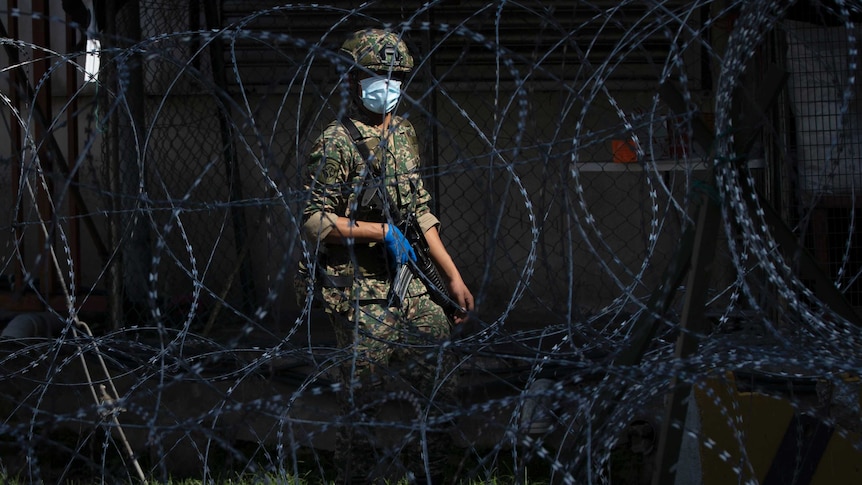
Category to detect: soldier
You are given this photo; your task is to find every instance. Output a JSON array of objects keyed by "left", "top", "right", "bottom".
[{"left": 298, "top": 28, "right": 475, "bottom": 483}]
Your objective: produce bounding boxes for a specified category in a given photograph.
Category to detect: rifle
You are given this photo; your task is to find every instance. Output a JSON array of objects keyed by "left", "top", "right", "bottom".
[
  {"left": 341, "top": 118, "right": 461, "bottom": 318},
  {"left": 392, "top": 213, "right": 463, "bottom": 318}
]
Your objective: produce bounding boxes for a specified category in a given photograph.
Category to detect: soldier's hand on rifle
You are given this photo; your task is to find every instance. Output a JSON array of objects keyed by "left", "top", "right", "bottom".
[
  {"left": 448, "top": 277, "right": 474, "bottom": 325},
  {"left": 383, "top": 223, "right": 416, "bottom": 265}
]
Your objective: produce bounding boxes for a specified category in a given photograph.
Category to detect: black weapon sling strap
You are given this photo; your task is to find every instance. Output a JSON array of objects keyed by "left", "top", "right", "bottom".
[
  {"left": 341, "top": 117, "right": 390, "bottom": 212},
  {"left": 341, "top": 117, "right": 371, "bottom": 160}
]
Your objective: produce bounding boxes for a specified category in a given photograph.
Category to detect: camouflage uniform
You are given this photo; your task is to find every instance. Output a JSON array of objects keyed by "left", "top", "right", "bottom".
[{"left": 300, "top": 111, "right": 458, "bottom": 483}]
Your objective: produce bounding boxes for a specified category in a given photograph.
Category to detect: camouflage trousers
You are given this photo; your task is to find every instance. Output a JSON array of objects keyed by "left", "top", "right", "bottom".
[{"left": 322, "top": 278, "right": 458, "bottom": 484}]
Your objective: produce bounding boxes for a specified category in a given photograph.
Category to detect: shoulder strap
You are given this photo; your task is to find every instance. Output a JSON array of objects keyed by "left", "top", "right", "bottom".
[
  {"left": 341, "top": 118, "right": 379, "bottom": 174},
  {"left": 342, "top": 117, "right": 387, "bottom": 210}
]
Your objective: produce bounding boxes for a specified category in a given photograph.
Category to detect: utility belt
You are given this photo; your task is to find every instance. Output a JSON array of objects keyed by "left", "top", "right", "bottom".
[
  {"left": 316, "top": 242, "right": 389, "bottom": 288},
  {"left": 316, "top": 272, "right": 353, "bottom": 288}
]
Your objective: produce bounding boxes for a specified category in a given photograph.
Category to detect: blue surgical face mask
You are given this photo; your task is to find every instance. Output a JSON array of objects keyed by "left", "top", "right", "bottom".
[{"left": 359, "top": 75, "right": 402, "bottom": 114}]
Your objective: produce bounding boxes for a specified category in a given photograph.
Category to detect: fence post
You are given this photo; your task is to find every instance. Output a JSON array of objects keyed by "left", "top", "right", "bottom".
[{"left": 105, "top": 0, "right": 150, "bottom": 327}]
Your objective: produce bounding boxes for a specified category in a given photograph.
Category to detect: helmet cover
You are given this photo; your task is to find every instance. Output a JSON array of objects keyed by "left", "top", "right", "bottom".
[{"left": 340, "top": 28, "right": 414, "bottom": 72}]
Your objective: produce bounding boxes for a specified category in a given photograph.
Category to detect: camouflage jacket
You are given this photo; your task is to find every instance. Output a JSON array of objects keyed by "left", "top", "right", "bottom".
[{"left": 300, "top": 114, "right": 440, "bottom": 300}]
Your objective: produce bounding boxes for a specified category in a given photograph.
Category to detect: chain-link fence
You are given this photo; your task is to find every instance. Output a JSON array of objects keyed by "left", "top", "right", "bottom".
[{"left": 2, "top": 0, "right": 862, "bottom": 483}]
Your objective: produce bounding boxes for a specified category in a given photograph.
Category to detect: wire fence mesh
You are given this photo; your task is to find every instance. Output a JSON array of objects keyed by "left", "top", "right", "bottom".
[{"left": 2, "top": 0, "right": 862, "bottom": 483}]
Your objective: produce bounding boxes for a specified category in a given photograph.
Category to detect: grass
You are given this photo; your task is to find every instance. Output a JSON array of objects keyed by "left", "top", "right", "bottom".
[
  {"left": 1, "top": 429, "right": 648, "bottom": 484},
  {"left": 0, "top": 453, "right": 553, "bottom": 485},
  {"left": 0, "top": 473, "right": 544, "bottom": 485}
]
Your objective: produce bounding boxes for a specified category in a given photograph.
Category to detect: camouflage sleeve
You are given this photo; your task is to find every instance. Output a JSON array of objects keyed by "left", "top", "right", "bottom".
[{"left": 301, "top": 123, "right": 355, "bottom": 242}]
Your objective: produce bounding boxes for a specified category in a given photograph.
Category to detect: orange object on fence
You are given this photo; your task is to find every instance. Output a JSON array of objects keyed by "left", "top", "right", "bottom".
[{"left": 612, "top": 139, "right": 638, "bottom": 163}]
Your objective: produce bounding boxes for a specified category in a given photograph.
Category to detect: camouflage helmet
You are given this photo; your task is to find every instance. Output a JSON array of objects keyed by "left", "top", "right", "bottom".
[{"left": 340, "top": 28, "right": 414, "bottom": 72}]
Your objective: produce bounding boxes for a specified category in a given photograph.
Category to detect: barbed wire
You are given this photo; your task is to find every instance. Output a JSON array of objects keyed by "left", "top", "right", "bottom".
[{"left": 2, "top": 0, "right": 862, "bottom": 483}]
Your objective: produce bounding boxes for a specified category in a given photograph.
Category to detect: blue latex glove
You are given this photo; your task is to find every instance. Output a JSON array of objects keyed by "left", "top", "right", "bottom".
[{"left": 383, "top": 224, "right": 416, "bottom": 265}]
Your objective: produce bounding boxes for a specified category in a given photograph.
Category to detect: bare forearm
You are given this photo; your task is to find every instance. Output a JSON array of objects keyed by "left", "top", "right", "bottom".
[
  {"left": 424, "top": 226, "right": 475, "bottom": 321},
  {"left": 322, "top": 217, "right": 387, "bottom": 244},
  {"left": 424, "top": 227, "right": 462, "bottom": 282}
]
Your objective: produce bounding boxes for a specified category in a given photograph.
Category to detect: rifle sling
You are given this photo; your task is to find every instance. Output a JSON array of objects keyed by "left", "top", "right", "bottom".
[
  {"left": 341, "top": 118, "right": 386, "bottom": 209},
  {"left": 341, "top": 118, "right": 376, "bottom": 171}
]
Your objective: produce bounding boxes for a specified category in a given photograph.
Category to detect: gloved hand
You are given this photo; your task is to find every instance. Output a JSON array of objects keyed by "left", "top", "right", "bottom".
[{"left": 383, "top": 224, "right": 416, "bottom": 265}]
